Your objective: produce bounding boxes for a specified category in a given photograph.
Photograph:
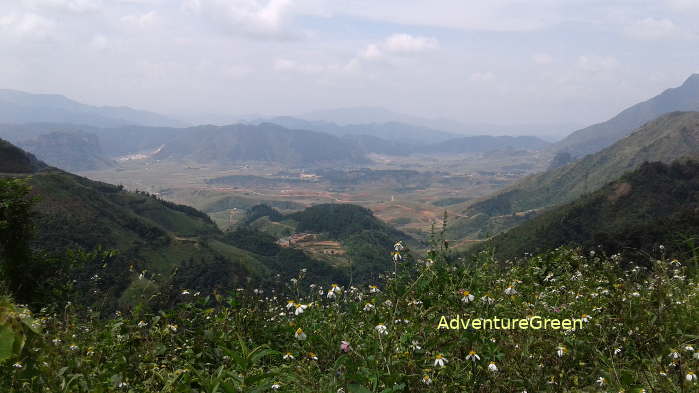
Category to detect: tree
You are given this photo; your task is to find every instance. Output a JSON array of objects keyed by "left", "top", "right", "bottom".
[{"left": 0, "top": 178, "right": 36, "bottom": 301}]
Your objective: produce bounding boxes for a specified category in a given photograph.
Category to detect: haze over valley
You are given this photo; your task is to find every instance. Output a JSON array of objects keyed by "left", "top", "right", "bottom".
[{"left": 2, "top": 2, "right": 699, "bottom": 392}]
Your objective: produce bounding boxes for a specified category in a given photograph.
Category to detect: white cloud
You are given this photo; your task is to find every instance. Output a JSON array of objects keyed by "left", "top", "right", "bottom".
[
  {"left": 577, "top": 55, "right": 619, "bottom": 74},
  {"left": 384, "top": 33, "right": 438, "bottom": 53},
  {"left": 21, "top": 0, "right": 101, "bottom": 13},
  {"left": 532, "top": 53, "right": 553, "bottom": 65},
  {"left": 183, "top": 0, "right": 299, "bottom": 40},
  {"left": 121, "top": 10, "right": 160, "bottom": 29},
  {"left": 89, "top": 33, "right": 109, "bottom": 50},
  {"left": 0, "top": 12, "right": 55, "bottom": 39},
  {"left": 359, "top": 33, "right": 438, "bottom": 61},
  {"left": 624, "top": 17, "right": 686, "bottom": 40},
  {"left": 469, "top": 71, "right": 495, "bottom": 82}
]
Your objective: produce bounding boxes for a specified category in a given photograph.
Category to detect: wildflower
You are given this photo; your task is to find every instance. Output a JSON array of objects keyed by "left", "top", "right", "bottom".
[
  {"left": 466, "top": 350, "right": 480, "bottom": 362},
  {"left": 340, "top": 341, "right": 351, "bottom": 353},
  {"left": 580, "top": 314, "right": 591, "bottom": 322},
  {"left": 504, "top": 285, "right": 518, "bottom": 295},
  {"left": 167, "top": 324, "right": 178, "bottom": 333},
  {"left": 461, "top": 290, "right": 475, "bottom": 303},
  {"left": 630, "top": 291, "right": 640, "bottom": 297},
  {"left": 392, "top": 251, "right": 402, "bottom": 262},
  {"left": 375, "top": 324, "right": 388, "bottom": 335},
  {"left": 363, "top": 303, "right": 375, "bottom": 312},
  {"left": 327, "top": 284, "right": 342, "bottom": 298},
  {"left": 488, "top": 362, "right": 498, "bottom": 372},
  {"left": 410, "top": 341, "right": 422, "bottom": 350},
  {"left": 596, "top": 377, "right": 606, "bottom": 386},
  {"left": 294, "top": 303, "right": 308, "bottom": 315},
  {"left": 181, "top": 289, "right": 190, "bottom": 295},
  {"left": 286, "top": 300, "right": 296, "bottom": 309},
  {"left": 434, "top": 354, "right": 448, "bottom": 367},
  {"left": 669, "top": 350, "right": 680, "bottom": 359},
  {"left": 613, "top": 347, "right": 622, "bottom": 356},
  {"left": 687, "top": 371, "right": 697, "bottom": 382},
  {"left": 421, "top": 375, "right": 432, "bottom": 385},
  {"left": 394, "top": 241, "right": 405, "bottom": 251},
  {"left": 69, "top": 344, "right": 79, "bottom": 351},
  {"left": 308, "top": 352, "right": 318, "bottom": 360},
  {"left": 556, "top": 346, "right": 568, "bottom": 357},
  {"left": 383, "top": 300, "right": 393, "bottom": 307},
  {"left": 685, "top": 345, "right": 695, "bottom": 352},
  {"left": 481, "top": 295, "right": 495, "bottom": 305},
  {"left": 12, "top": 363, "right": 22, "bottom": 369},
  {"left": 283, "top": 352, "right": 294, "bottom": 360},
  {"left": 369, "top": 285, "right": 381, "bottom": 293},
  {"left": 694, "top": 352, "right": 699, "bottom": 360},
  {"left": 295, "top": 328, "right": 307, "bottom": 340},
  {"left": 137, "top": 320, "right": 148, "bottom": 328},
  {"left": 272, "top": 382, "right": 281, "bottom": 390}
]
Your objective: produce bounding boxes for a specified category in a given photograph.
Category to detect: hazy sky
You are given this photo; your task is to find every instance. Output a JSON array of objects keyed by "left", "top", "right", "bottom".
[{"left": 1, "top": 0, "right": 698, "bottom": 128}]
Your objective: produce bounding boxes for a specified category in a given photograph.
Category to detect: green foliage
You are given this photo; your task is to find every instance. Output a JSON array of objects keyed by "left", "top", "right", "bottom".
[
  {"left": 0, "top": 178, "right": 37, "bottom": 302},
  {"left": 1, "top": 244, "right": 698, "bottom": 392}
]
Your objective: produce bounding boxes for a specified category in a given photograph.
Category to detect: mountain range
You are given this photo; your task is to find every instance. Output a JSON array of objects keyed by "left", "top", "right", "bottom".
[
  {"left": 0, "top": 89, "right": 185, "bottom": 128},
  {"left": 449, "top": 111, "right": 699, "bottom": 241},
  {"left": 552, "top": 74, "right": 699, "bottom": 157}
]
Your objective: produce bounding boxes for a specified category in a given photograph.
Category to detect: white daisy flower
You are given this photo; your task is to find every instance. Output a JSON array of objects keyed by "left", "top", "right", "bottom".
[
  {"left": 504, "top": 286, "right": 518, "bottom": 295},
  {"left": 488, "top": 362, "right": 498, "bottom": 372},
  {"left": 461, "top": 290, "right": 475, "bottom": 303},
  {"left": 687, "top": 371, "right": 697, "bottom": 382},
  {"left": 369, "top": 285, "right": 381, "bottom": 293},
  {"left": 283, "top": 352, "right": 294, "bottom": 360},
  {"left": 294, "top": 328, "right": 307, "bottom": 340},
  {"left": 434, "top": 354, "right": 448, "bottom": 367},
  {"left": 466, "top": 350, "right": 480, "bottom": 362},
  {"left": 375, "top": 324, "right": 388, "bottom": 335},
  {"left": 294, "top": 303, "right": 308, "bottom": 315},
  {"left": 363, "top": 303, "right": 375, "bottom": 312},
  {"left": 271, "top": 382, "right": 281, "bottom": 390},
  {"left": 421, "top": 375, "right": 432, "bottom": 385},
  {"left": 596, "top": 377, "right": 606, "bottom": 386},
  {"left": 556, "top": 346, "right": 567, "bottom": 357}
]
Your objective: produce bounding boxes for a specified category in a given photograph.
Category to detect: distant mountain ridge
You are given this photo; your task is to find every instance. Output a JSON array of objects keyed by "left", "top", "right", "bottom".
[
  {"left": 448, "top": 111, "right": 699, "bottom": 241},
  {"left": 154, "top": 123, "right": 369, "bottom": 166},
  {"left": 553, "top": 74, "right": 699, "bottom": 156},
  {"left": 469, "top": 111, "right": 699, "bottom": 216},
  {"left": 17, "top": 131, "right": 115, "bottom": 171},
  {"left": 0, "top": 89, "right": 185, "bottom": 128}
]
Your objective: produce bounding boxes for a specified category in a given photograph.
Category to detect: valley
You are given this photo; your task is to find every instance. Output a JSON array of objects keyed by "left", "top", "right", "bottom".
[{"left": 77, "top": 148, "right": 550, "bottom": 241}]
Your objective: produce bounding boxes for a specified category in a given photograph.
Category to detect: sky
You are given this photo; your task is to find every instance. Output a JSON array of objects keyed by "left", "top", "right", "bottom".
[{"left": 1, "top": 0, "right": 699, "bottom": 132}]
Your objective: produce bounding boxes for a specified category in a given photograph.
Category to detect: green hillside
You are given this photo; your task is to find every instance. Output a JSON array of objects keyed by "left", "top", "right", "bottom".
[
  {"left": 470, "top": 160, "right": 699, "bottom": 260},
  {"left": 0, "top": 139, "right": 362, "bottom": 309},
  {"left": 451, "top": 111, "right": 699, "bottom": 240},
  {"left": 236, "top": 203, "right": 416, "bottom": 283}
]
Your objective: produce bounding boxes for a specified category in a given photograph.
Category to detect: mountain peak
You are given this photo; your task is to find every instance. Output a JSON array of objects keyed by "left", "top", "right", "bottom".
[{"left": 682, "top": 73, "right": 699, "bottom": 87}]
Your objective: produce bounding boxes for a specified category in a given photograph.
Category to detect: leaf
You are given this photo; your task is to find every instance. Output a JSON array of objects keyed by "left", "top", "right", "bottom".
[
  {"left": 0, "top": 325, "right": 16, "bottom": 362},
  {"left": 348, "top": 384, "right": 373, "bottom": 393}
]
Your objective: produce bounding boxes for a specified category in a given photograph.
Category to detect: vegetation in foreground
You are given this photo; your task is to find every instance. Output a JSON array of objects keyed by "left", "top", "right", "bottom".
[{"left": 1, "top": 236, "right": 698, "bottom": 392}]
